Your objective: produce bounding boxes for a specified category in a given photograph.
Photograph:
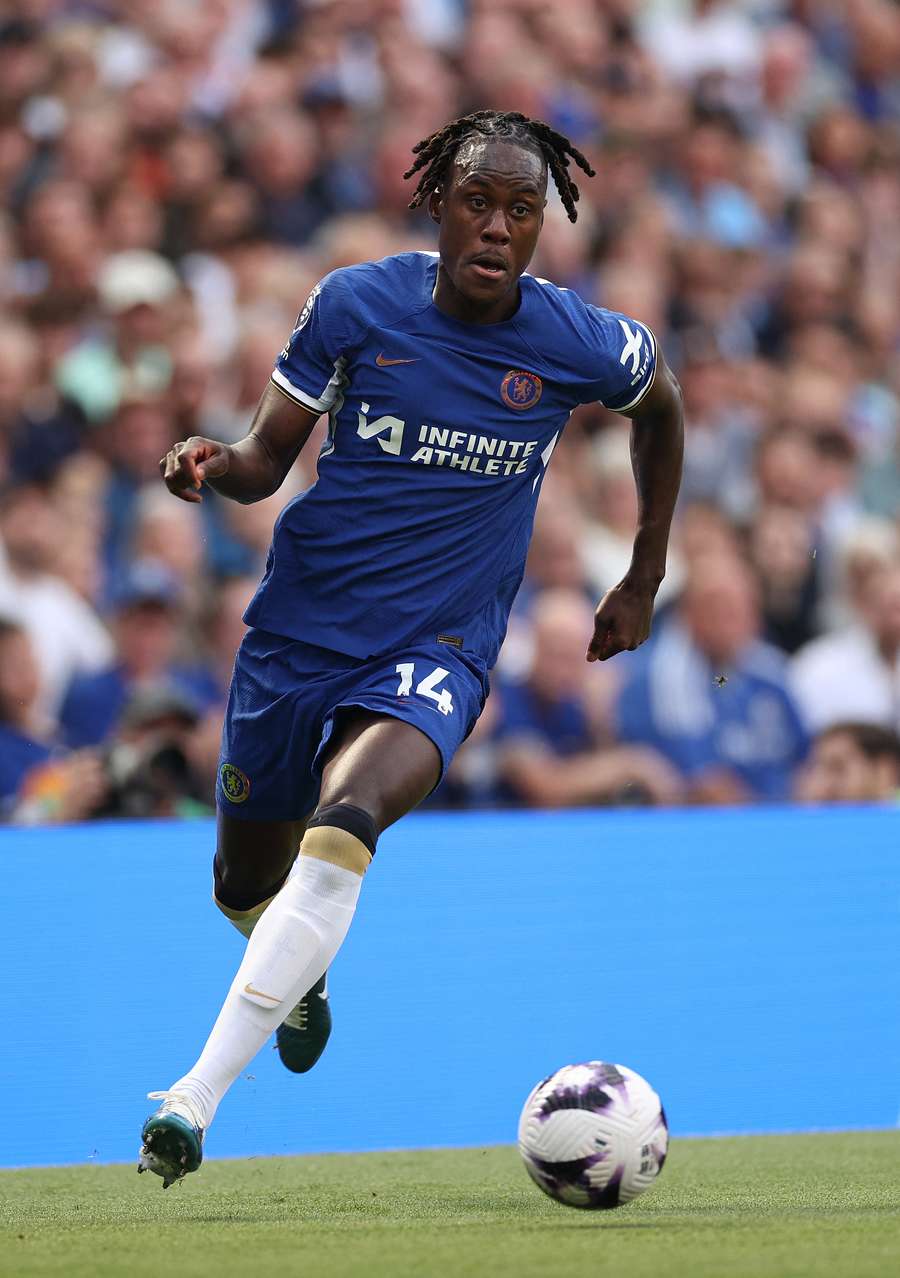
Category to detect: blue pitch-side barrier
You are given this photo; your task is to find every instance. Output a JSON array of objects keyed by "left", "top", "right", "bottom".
[{"left": 1, "top": 807, "right": 898, "bottom": 1168}]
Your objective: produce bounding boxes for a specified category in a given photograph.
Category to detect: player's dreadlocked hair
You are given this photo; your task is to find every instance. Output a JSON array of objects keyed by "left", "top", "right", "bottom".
[{"left": 404, "top": 111, "right": 596, "bottom": 223}]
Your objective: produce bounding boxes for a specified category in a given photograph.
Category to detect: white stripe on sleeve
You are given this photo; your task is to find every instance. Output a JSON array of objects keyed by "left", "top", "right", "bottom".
[{"left": 271, "top": 357, "right": 347, "bottom": 415}]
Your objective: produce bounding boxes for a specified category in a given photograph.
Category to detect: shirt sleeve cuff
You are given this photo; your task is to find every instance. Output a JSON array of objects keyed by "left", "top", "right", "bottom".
[{"left": 270, "top": 367, "right": 331, "bottom": 413}]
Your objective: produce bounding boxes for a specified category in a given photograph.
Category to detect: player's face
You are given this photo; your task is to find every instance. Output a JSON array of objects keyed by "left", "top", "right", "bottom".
[{"left": 430, "top": 138, "right": 547, "bottom": 324}]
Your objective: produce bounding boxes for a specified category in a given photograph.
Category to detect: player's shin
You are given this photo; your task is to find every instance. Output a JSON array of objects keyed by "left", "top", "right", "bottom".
[
  {"left": 213, "top": 851, "right": 330, "bottom": 1063},
  {"left": 156, "top": 806, "right": 375, "bottom": 1131}
]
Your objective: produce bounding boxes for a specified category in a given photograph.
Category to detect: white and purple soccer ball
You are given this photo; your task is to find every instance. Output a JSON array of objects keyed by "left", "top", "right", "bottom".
[{"left": 518, "top": 1061, "right": 668, "bottom": 1210}]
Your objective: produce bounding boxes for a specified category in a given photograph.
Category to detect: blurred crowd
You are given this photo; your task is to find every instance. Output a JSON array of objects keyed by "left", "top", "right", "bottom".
[{"left": 1, "top": 0, "right": 899, "bottom": 823}]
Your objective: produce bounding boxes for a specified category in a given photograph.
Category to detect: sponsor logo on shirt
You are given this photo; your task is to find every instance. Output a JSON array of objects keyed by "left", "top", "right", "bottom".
[
  {"left": 618, "top": 319, "right": 652, "bottom": 388},
  {"left": 355, "top": 404, "right": 540, "bottom": 477},
  {"left": 618, "top": 319, "right": 643, "bottom": 375},
  {"left": 375, "top": 352, "right": 421, "bottom": 366}
]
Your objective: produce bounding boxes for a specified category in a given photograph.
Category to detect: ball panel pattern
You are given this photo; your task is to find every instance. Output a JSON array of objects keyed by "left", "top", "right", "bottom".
[{"left": 518, "top": 1061, "right": 667, "bottom": 1211}]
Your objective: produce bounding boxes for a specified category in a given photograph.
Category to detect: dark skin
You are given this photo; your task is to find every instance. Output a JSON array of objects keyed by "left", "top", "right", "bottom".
[
  {"left": 428, "top": 137, "right": 547, "bottom": 324},
  {"left": 161, "top": 135, "right": 683, "bottom": 899},
  {"left": 587, "top": 360, "right": 683, "bottom": 663},
  {"left": 214, "top": 711, "right": 440, "bottom": 907},
  {"left": 425, "top": 138, "right": 683, "bottom": 659}
]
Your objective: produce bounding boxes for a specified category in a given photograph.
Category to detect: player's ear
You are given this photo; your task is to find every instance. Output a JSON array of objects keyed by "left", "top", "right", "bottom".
[{"left": 428, "top": 187, "right": 443, "bottom": 224}]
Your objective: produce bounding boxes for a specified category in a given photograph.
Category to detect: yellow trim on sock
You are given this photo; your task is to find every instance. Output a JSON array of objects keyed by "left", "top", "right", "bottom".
[
  {"left": 300, "top": 825, "right": 372, "bottom": 876},
  {"left": 213, "top": 892, "right": 279, "bottom": 923},
  {"left": 213, "top": 892, "right": 279, "bottom": 939}
]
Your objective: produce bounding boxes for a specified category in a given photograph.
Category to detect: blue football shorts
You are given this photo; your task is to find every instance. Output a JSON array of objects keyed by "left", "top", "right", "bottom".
[{"left": 216, "top": 626, "right": 489, "bottom": 821}]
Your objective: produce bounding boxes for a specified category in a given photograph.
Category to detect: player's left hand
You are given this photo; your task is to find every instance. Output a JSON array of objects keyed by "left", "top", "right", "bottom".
[{"left": 586, "top": 577, "right": 657, "bottom": 662}]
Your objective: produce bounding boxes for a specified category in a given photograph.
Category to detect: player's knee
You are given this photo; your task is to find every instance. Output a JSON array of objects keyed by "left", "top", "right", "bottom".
[
  {"left": 312, "top": 795, "right": 381, "bottom": 842},
  {"left": 213, "top": 853, "right": 285, "bottom": 913},
  {"left": 300, "top": 802, "right": 378, "bottom": 874}
]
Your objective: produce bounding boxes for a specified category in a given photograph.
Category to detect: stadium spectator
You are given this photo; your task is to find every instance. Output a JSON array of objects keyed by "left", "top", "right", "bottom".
[
  {"left": 130, "top": 484, "right": 206, "bottom": 598},
  {"left": 0, "top": 483, "right": 112, "bottom": 717},
  {"left": 236, "top": 110, "right": 332, "bottom": 248},
  {"left": 209, "top": 467, "right": 311, "bottom": 582},
  {"left": 677, "top": 501, "right": 743, "bottom": 567},
  {"left": 210, "top": 320, "right": 302, "bottom": 446},
  {"left": 59, "top": 559, "right": 216, "bottom": 748},
  {"left": 796, "top": 721, "right": 900, "bottom": 803},
  {"left": 201, "top": 574, "right": 255, "bottom": 699},
  {"left": 791, "top": 561, "right": 900, "bottom": 732},
  {"left": 48, "top": 451, "right": 108, "bottom": 604},
  {"left": 167, "top": 331, "right": 222, "bottom": 445},
  {"left": 676, "top": 329, "right": 758, "bottom": 521},
  {"left": 0, "top": 0, "right": 897, "bottom": 818},
  {"left": 0, "top": 617, "right": 52, "bottom": 804},
  {"left": 493, "top": 589, "right": 682, "bottom": 808},
  {"left": 83, "top": 683, "right": 213, "bottom": 820},
  {"left": 0, "top": 616, "right": 110, "bottom": 823},
  {"left": 519, "top": 498, "right": 592, "bottom": 603},
  {"left": 101, "top": 389, "right": 180, "bottom": 579},
  {"left": 640, "top": 0, "right": 763, "bottom": 112},
  {"left": 579, "top": 427, "right": 684, "bottom": 607},
  {"left": 617, "top": 553, "right": 808, "bottom": 802},
  {"left": 501, "top": 497, "right": 593, "bottom": 680},
  {"left": 822, "top": 518, "right": 899, "bottom": 631},
  {"left": 56, "top": 250, "right": 179, "bottom": 423},
  {"left": 0, "top": 319, "right": 85, "bottom": 485},
  {"left": 747, "top": 503, "right": 820, "bottom": 654}
]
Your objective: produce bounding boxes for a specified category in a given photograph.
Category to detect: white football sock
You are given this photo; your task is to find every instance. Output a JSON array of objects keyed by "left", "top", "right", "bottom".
[
  {"left": 215, "top": 887, "right": 280, "bottom": 940},
  {"left": 214, "top": 875, "right": 332, "bottom": 1036},
  {"left": 164, "top": 828, "right": 370, "bottom": 1130}
]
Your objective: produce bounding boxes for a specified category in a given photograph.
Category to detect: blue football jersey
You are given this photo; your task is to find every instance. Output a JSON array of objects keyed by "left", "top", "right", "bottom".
[{"left": 245, "top": 252, "right": 656, "bottom": 666}]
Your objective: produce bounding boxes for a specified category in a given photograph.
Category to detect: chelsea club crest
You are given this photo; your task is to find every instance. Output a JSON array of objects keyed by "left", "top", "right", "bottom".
[
  {"left": 220, "top": 762, "right": 250, "bottom": 803},
  {"left": 501, "top": 369, "right": 542, "bottom": 410}
]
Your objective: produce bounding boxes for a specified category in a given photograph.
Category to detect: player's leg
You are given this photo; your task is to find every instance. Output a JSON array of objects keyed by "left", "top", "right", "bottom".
[
  {"left": 138, "top": 814, "right": 311, "bottom": 1187},
  {"left": 273, "top": 711, "right": 443, "bottom": 1066},
  {"left": 139, "top": 712, "right": 438, "bottom": 1185},
  {"left": 315, "top": 708, "right": 441, "bottom": 827},
  {"left": 139, "top": 627, "right": 333, "bottom": 1186},
  {"left": 212, "top": 812, "right": 333, "bottom": 1075},
  {"left": 177, "top": 711, "right": 439, "bottom": 1114},
  {"left": 213, "top": 812, "right": 306, "bottom": 918}
]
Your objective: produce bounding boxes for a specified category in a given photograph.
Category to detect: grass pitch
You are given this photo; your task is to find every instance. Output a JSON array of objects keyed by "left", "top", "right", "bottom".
[{"left": 1, "top": 1132, "right": 897, "bottom": 1278}]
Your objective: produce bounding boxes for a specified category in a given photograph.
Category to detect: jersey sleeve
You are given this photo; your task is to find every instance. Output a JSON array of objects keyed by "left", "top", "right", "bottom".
[
  {"left": 576, "top": 305, "right": 658, "bottom": 413},
  {"left": 271, "top": 274, "right": 349, "bottom": 415}
]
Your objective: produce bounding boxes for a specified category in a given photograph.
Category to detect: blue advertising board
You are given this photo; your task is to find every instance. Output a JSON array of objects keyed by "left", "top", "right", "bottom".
[{"left": 1, "top": 806, "right": 897, "bottom": 1167}]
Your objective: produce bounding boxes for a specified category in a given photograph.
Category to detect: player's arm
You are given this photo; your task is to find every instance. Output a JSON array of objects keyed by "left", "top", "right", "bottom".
[
  {"left": 587, "top": 353, "right": 684, "bottom": 662},
  {"left": 160, "top": 383, "right": 320, "bottom": 505}
]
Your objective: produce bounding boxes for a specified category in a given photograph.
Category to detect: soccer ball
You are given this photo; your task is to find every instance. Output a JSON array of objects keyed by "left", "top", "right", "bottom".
[{"left": 518, "top": 1061, "right": 668, "bottom": 1210}]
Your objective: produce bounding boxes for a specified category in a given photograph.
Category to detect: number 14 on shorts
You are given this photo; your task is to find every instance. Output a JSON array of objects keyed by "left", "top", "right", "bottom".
[{"left": 395, "top": 663, "right": 454, "bottom": 715}]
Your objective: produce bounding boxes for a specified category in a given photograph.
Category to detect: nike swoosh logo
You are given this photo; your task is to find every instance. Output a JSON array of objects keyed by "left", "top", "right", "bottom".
[
  {"left": 376, "top": 353, "right": 421, "bottom": 366},
  {"left": 243, "top": 982, "right": 280, "bottom": 1003}
]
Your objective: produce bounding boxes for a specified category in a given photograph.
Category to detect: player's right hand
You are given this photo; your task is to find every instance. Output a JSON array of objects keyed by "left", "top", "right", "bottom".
[{"left": 160, "top": 437, "right": 231, "bottom": 503}]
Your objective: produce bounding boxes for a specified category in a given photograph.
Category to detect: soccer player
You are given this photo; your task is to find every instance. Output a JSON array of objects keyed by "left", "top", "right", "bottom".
[{"left": 139, "top": 111, "right": 684, "bottom": 1186}]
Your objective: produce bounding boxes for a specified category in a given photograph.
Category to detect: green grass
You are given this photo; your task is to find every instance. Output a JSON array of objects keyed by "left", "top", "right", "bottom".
[{"left": 1, "top": 1133, "right": 898, "bottom": 1278}]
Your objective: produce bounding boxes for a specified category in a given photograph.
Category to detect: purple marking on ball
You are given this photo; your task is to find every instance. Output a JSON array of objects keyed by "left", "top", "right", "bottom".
[
  {"left": 527, "top": 1150, "right": 606, "bottom": 1184},
  {"left": 537, "top": 1080, "right": 614, "bottom": 1122},
  {"left": 525, "top": 1152, "right": 625, "bottom": 1211},
  {"left": 592, "top": 1062, "right": 631, "bottom": 1105},
  {"left": 587, "top": 1163, "right": 624, "bottom": 1209},
  {"left": 536, "top": 1063, "right": 628, "bottom": 1123},
  {"left": 655, "top": 1105, "right": 670, "bottom": 1171},
  {"left": 536, "top": 1063, "right": 633, "bottom": 1122}
]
